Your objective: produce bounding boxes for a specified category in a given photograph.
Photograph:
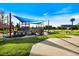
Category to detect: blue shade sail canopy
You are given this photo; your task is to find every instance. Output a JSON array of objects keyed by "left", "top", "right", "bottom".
[
  {"left": 13, "top": 15, "right": 45, "bottom": 24},
  {"left": 29, "top": 21, "right": 43, "bottom": 24}
]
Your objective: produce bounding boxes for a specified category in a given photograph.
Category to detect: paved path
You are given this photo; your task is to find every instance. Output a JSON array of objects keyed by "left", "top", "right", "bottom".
[{"left": 30, "top": 35, "right": 79, "bottom": 56}]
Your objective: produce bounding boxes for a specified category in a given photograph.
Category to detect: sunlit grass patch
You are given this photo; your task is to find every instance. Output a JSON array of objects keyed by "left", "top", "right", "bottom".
[
  {"left": 0, "top": 36, "right": 47, "bottom": 56},
  {"left": 47, "top": 34, "right": 70, "bottom": 38}
]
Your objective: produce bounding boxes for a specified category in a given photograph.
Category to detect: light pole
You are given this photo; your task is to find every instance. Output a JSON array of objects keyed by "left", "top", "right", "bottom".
[{"left": 43, "top": 13, "right": 50, "bottom": 33}]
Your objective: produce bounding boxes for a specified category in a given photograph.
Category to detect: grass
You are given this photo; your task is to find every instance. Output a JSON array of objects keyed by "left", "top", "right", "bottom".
[
  {"left": 0, "top": 33, "right": 69, "bottom": 56},
  {"left": 1, "top": 29, "right": 78, "bottom": 56},
  {"left": 0, "top": 36, "right": 47, "bottom": 56},
  {"left": 0, "top": 29, "right": 78, "bottom": 56},
  {"left": 54, "top": 30, "right": 79, "bottom": 34},
  {"left": 45, "top": 30, "right": 79, "bottom": 36},
  {"left": 47, "top": 34, "right": 69, "bottom": 38}
]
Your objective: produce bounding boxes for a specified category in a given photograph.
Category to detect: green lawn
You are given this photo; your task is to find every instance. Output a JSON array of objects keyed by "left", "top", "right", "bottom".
[
  {"left": 45, "top": 30, "right": 79, "bottom": 36},
  {"left": 0, "top": 33, "right": 69, "bottom": 56},
  {"left": 0, "top": 29, "right": 79, "bottom": 55},
  {"left": 0, "top": 29, "right": 78, "bottom": 56},
  {"left": 0, "top": 36, "right": 47, "bottom": 56},
  {"left": 0, "top": 30, "right": 79, "bottom": 56},
  {"left": 47, "top": 34, "right": 69, "bottom": 38}
]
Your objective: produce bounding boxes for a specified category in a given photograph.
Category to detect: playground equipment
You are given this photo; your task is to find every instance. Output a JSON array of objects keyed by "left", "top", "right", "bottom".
[{"left": 5, "top": 13, "right": 46, "bottom": 38}]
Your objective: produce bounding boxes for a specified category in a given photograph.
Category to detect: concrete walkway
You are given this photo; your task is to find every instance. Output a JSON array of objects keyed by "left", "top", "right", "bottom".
[{"left": 30, "top": 35, "right": 79, "bottom": 56}]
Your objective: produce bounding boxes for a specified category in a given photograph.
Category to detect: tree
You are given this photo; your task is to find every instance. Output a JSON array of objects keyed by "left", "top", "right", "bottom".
[
  {"left": 57, "top": 26, "right": 62, "bottom": 29},
  {"left": 0, "top": 10, "right": 4, "bottom": 23},
  {"left": 70, "top": 18, "right": 75, "bottom": 30},
  {"left": 52, "top": 27, "right": 56, "bottom": 29},
  {"left": 76, "top": 23, "right": 79, "bottom": 30},
  {"left": 44, "top": 25, "right": 52, "bottom": 30},
  {"left": 16, "top": 23, "right": 20, "bottom": 30}
]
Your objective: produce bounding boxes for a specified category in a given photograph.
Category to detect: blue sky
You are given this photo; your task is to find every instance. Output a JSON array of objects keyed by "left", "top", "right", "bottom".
[{"left": 0, "top": 3, "right": 79, "bottom": 27}]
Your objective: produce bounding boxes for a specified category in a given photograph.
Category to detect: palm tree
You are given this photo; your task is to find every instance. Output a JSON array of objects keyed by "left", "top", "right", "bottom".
[{"left": 70, "top": 18, "right": 75, "bottom": 30}]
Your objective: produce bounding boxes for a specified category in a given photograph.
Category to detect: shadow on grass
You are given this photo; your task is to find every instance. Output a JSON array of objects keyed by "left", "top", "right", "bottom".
[
  {"left": 0, "top": 36, "right": 48, "bottom": 56},
  {"left": 0, "top": 36, "right": 48, "bottom": 46}
]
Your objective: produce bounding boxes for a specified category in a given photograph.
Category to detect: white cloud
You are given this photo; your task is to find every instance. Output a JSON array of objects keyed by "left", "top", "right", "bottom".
[
  {"left": 55, "top": 6, "right": 71, "bottom": 14},
  {"left": 71, "top": 14, "right": 79, "bottom": 19},
  {"left": 47, "top": 13, "right": 79, "bottom": 27},
  {"left": 43, "top": 12, "right": 48, "bottom": 16}
]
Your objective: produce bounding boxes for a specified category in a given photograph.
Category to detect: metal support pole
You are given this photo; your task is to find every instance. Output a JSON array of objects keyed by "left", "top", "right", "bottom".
[
  {"left": 29, "top": 23, "right": 30, "bottom": 28},
  {"left": 48, "top": 19, "right": 49, "bottom": 33},
  {"left": 7, "top": 15, "right": 8, "bottom": 33},
  {"left": 25, "top": 23, "right": 26, "bottom": 27},
  {"left": 9, "top": 13, "right": 12, "bottom": 38}
]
